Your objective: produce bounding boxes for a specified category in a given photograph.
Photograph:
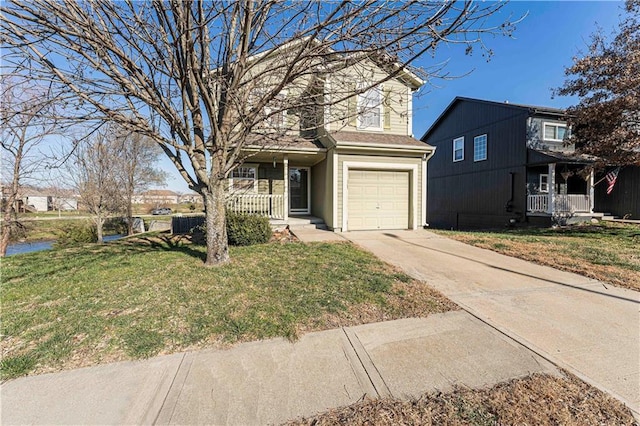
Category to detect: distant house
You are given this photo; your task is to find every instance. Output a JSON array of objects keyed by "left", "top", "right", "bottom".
[
  {"left": 421, "top": 97, "right": 614, "bottom": 229},
  {"left": 21, "top": 188, "right": 51, "bottom": 212},
  {"left": 178, "top": 192, "right": 203, "bottom": 204},
  {"left": 134, "top": 189, "right": 180, "bottom": 205}
]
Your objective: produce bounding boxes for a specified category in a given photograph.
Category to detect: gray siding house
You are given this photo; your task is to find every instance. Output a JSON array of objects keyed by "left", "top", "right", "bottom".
[{"left": 421, "top": 97, "right": 599, "bottom": 229}]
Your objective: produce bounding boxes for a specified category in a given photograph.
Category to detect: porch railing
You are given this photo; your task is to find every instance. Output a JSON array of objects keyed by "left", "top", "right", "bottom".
[
  {"left": 527, "top": 194, "right": 548, "bottom": 212},
  {"left": 226, "top": 193, "right": 285, "bottom": 219},
  {"left": 527, "top": 194, "right": 591, "bottom": 214}
]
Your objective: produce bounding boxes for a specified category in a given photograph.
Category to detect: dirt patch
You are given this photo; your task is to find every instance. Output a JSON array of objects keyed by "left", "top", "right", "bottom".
[{"left": 285, "top": 372, "right": 637, "bottom": 425}]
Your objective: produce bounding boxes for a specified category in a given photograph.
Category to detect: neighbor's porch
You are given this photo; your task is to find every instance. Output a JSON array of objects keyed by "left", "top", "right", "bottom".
[{"left": 526, "top": 162, "right": 594, "bottom": 215}]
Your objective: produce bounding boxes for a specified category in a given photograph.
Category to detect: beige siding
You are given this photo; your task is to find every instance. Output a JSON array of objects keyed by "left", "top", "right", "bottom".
[
  {"left": 257, "top": 163, "right": 285, "bottom": 195},
  {"left": 337, "top": 152, "right": 423, "bottom": 230},
  {"left": 311, "top": 158, "right": 332, "bottom": 223},
  {"left": 326, "top": 60, "right": 411, "bottom": 136}
]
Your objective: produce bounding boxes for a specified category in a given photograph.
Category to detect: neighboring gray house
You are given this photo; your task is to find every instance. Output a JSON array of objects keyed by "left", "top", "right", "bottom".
[{"left": 421, "top": 97, "right": 599, "bottom": 229}]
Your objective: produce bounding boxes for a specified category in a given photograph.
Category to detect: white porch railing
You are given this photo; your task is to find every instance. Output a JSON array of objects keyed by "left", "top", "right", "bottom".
[
  {"left": 226, "top": 194, "right": 285, "bottom": 219},
  {"left": 527, "top": 194, "right": 591, "bottom": 214},
  {"left": 527, "top": 194, "right": 548, "bottom": 212}
]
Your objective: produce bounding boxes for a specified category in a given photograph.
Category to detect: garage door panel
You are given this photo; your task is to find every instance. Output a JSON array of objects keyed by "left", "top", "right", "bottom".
[{"left": 347, "top": 170, "right": 409, "bottom": 231}]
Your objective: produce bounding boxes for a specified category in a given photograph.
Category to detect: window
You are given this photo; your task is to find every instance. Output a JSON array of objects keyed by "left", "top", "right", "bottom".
[
  {"left": 357, "top": 85, "right": 383, "bottom": 130},
  {"left": 539, "top": 174, "right": 549, "bottom": 192},
  {"left": 250, "top": 89, "right": 287, "bottom": 130},
  {"left": 473, "top": 134, "right": 487, "bottom": 161},
  {"left": 453, "top": 137, "right": 464, "bottom": 162},
  {"left": 543, "top": 123, "right": 568, "bottom": 141},
  {"left": 230, "top": 165, "right": 258, "bottom": 192}
]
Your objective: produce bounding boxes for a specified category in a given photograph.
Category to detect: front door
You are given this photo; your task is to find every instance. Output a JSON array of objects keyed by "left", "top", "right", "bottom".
[{"left": 289, "top": 167, "right": 310, "bottom": 214}]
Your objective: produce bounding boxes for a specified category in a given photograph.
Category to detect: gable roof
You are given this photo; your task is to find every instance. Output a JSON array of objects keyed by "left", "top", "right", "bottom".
[{"left": 421, "top": 96, "right": 566, "bottom": 141}]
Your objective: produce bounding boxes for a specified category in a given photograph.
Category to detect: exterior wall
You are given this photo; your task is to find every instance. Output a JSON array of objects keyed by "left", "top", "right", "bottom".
[
  {"left": 310, "top": 157, "right": 332, "bottom": 223},
  {"left": 336, "top": 151, "right": 423, "bottom": 230},
  {"left": 594, "top": 166, "right": 640, "bottom": 219},
  {"left": 325, "top": 60, "right": 412, "bottom": 136},
  {"left": 526, "top": 116, "right": 572, "bottom": 152},
  {"left": 25, "top": 196, "right": 49, "bottom": 212},
  {"left": 256, "top": 163, "right": 285, "bottom": 195},
  {"left": 423, "top": 101, "right": 530, "bottom": 229}
]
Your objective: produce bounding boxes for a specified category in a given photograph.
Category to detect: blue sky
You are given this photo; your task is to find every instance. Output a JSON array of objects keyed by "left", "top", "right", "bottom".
[{"left": 160, "top": 1, "right": 625, "bottom": 193}]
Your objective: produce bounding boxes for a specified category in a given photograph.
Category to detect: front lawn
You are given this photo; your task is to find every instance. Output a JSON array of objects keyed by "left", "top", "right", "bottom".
[
  {"left": 434, "top": 222, "right": 640, "bottom": 291},
  {"left": 0, "top": 236, "right": 455, "bottom": 380}
]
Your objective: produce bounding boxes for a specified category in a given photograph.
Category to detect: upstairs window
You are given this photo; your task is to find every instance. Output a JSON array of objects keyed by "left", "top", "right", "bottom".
[
  {"left": 250, "top": 89, "right": 288, "bottom": 131},
  {"left": 230, "top": 165, "right": 258, "bottom": 192},
  {"left": 473, "top": 134, "right": 487, "bottom": 161},
  {"left": 453, "top": 137, "right": 464, "bottom": 162},
  {"left": 357, "top": 85, "right": 383, "bottom": 130},
  {"left": 543, "top": 123, "right": 568, "bottom": 141}
]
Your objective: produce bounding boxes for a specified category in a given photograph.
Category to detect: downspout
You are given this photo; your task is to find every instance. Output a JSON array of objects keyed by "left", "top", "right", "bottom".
[{"left": 423, "top": 148, "right": 436, "bottom": 228}]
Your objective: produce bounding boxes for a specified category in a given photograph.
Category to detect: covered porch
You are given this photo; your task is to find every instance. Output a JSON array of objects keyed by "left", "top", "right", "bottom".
[
  {"left": 226, "top": 143, "right": 326, "bottom": 221},
  {"left": 526, "top": 162, "right": 595, "bottom": 215}
]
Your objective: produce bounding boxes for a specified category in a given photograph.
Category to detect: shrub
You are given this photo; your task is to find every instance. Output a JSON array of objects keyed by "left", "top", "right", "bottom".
[
  {"left": 55, "top": 221, "right": 97, "bottom": 247},
  {"left": 226, "top": 212, "right": 272, "bottom": 246},
  {"left": 192, "top": 212, "right": 272, "bottom": 246}
]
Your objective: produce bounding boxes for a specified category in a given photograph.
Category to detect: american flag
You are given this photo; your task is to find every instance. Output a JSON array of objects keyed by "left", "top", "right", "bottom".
[{"left": 606, "top": 168, "right": 620, "bottom": 195}]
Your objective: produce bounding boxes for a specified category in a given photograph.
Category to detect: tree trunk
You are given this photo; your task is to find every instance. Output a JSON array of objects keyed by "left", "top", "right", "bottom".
[
  {"left": 126, "top": 202, "right": 134, "bottom": 235},
  {"left": 202, "top": 181, "right": 229, "bottom": 266},
  {"left": 0, "top": 214, "right": 11, "bottom": 257},
  {"left": 96, "top": 213, "right": 104, "bottom": 243}
]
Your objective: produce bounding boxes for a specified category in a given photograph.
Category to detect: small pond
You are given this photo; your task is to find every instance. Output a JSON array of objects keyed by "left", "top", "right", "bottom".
[{"left": 6, "top": 234, "right": 124, "bottom": 257}]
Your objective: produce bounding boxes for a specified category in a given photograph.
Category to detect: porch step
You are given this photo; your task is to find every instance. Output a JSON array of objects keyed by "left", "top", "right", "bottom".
[{"left": 270, "top": 216, "right": 328, "bottom": 231}]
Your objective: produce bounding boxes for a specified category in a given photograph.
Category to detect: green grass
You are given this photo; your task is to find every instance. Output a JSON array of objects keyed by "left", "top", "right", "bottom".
[
  {"left": 434, "top": 222, "right": 640, "bottom": 291},
  {"left": 0, "top": 236, "right": 454, "bottom": 379}
]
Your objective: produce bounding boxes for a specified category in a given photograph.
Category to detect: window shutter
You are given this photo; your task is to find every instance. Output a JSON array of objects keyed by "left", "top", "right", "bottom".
[
  {"left": 383, "top": 86, "right": 392, "bottom": 129},
  {"left": 347, "top": 83, "right": 357, "bottom": 126}
]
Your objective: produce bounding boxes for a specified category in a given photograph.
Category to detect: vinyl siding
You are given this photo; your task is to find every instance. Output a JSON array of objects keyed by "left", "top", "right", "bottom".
[{"left": 423, "top": 100, "right": 530, "bottom": 229}]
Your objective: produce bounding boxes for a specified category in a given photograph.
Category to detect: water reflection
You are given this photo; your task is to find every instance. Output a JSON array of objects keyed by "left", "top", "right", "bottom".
[{"left": 6, "top": 234, "right": 124, "bottom": 256}]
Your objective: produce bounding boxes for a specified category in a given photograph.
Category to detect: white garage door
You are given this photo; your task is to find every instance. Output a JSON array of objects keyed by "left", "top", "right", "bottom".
[{"left": 347, "top": 170, "right": 409, "bottom": 231}]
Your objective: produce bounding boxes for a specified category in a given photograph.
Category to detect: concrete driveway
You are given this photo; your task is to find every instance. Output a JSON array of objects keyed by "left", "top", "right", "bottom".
[{"left": 345, "top": 230, "right": 640, "bottom": 414}]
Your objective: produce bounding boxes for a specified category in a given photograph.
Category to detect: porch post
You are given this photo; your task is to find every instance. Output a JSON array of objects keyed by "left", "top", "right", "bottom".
[
  {"left": 547, "top": 163, "right": 556, "bottom": 214},
  {"left": 283, "top": 154, "right": 289, "bottom": 221},
  {"left": 589, "top": 168, "right": 595, "bottom": 213}
]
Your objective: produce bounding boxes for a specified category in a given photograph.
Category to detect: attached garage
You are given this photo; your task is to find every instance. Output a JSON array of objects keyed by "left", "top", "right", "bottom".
[{"left": 347, "top": 169, "right": 409, "bottom": 230}]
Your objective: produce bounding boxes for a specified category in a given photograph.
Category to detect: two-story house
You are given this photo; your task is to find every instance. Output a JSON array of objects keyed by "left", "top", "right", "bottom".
[
  {"left": 421, "top": 97, "right": 602, "bottom": 229},
  {"left": 226, "top": 54, "right": 434, "bottom": 232}
]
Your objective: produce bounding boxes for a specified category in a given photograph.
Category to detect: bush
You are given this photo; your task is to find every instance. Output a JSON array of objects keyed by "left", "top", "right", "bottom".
[
  {"left": 55, "top": 221, "right": 97, "bottom": 247},
  {"left": 192, "top": 212, "right": 272, "bottom": 246},
  {"left": 226, "top": 212, "right": 272, "bottom": 246}
]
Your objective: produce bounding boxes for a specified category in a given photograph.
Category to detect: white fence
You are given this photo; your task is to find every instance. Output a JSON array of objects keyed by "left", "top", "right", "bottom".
[
  {"left": 527, "top": 194, "right": 591, "bottom": 213},
  {"left": 226, "top": 194, "right": 285, "bottom": 219}
]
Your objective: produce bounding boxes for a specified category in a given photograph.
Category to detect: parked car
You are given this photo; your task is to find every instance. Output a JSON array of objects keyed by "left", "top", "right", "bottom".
[{"left": 151, "top": 207, "right": 172, "bottom": 215}]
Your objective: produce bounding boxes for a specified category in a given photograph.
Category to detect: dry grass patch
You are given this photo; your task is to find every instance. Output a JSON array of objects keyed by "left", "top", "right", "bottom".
[
  {"left": 286, "top": 372, "right": 636, "bottom": 425},
  {"left": 434, "top": 222, "right": 640, "bottom": 291}
]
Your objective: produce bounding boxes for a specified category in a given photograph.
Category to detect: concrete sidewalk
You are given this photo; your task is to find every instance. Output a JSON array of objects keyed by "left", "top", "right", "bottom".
[
  {"left": 344, "top": 230, "right": 640, "bottom": 415},
  {"left": 1, "top": 313, "right": 557, "bottom": 425}
]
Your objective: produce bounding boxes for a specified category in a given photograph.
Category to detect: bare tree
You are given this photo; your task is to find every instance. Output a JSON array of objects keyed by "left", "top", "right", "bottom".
[
  {"left": 556, "top": 0, "right": 640, "bottom": 166},
  {"left": 0, "top": 77, "right": 59, "bottom": 256},
  {"left": 111, "top": 128, "right": 167, "bottom": 235},
  {"left": 69, "top": 126, "right": 124, "bottom": 243},
  {"left": 0, "top": 1, "right": 519, "bottom": 265}
]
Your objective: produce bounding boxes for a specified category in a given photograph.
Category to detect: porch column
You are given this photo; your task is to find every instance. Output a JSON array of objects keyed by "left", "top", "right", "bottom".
[
  {"left": 283, "top": 154, "right": 289, "bottom": 221},
  {"left": 547, "top": 163, "right": 556, "bottom": 214},
  {"left": 589, "top": 168, "right": 595, "bottom": 213}
]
